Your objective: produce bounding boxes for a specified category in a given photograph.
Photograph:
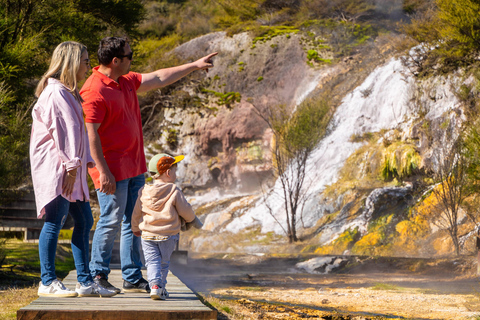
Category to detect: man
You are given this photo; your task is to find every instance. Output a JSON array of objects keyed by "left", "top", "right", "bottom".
[{"left": 81, "top": 37, "right": 216, "bottom": 293}]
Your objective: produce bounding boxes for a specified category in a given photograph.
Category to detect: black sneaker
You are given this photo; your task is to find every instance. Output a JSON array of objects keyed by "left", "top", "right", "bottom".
[
  {"left": 123, "top": 278, "right": 150, "bottom": 293},
  {"left": 94, "top": 274, "right": 121, "bottom": 294}
]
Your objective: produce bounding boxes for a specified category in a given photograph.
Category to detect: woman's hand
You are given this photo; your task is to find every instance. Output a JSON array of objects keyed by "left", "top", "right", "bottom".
[
  {"left": 133, "top": 231, "right": 142, "bottom": 237},
  {"left": 62, "top": 168, "right": 77, "bottom": 197}
]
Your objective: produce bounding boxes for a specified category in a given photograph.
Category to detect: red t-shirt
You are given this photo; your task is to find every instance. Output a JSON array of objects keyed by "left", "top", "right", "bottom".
[{"left": 80, "top": 66, "right": 147, "bottom": 188}]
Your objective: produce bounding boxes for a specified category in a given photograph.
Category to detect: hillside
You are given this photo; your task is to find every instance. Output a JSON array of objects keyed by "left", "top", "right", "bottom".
[
  {"left": 131, "top": 1, "right": 480, "bottom": 258},
  {"left": 2, "top": 0, "right": 480, "bottom": 258}
]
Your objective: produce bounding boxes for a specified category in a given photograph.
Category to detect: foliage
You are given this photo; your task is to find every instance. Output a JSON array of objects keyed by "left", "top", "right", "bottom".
[
  {"left": 166, "top": 128, "right": 178, "bottom": 149},
  {"left": 255, "top": 97, "right": 332, "bottom": 242},
  {"left": 201, "top": 89, "right": 242, "bottom": 107},
  {"left": 430, "top": 140, "right": 470, "bottom": 256},
  {"left": 461, "top": 123, "right": 480, "bottom": 226},
  {"left": 0, "top": 0, "right": 145, "bottom": 189},
  {"left": 315, "top": 227, "right": 360, "bottom": 254},
  {"left": 351, "top": 214, "right": 395, "bottom": 255},
  {"left": 393, "top": 213, "right": 430, "bottom": 255},
  {"left": 251, "top": 25, "right": 299, "bottom": 44},
  {"left": 403, "top": 0, "right": 480, "bottom": 76}
]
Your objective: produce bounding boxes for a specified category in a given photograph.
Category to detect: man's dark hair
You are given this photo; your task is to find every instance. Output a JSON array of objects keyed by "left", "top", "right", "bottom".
[{"left": 97, "top": 37, "right": 128, "bottom": 66}]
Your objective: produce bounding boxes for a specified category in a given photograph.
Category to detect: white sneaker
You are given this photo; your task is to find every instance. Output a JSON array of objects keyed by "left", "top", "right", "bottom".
[
  {"left": 75, "top": 281, "right": 117, "bottom": 297},
  {"left": 150, "top": 285, "right": 168, "bottom": 300},
  {"left": 38, "top": 279, "right": 78, "bottom": 297}
]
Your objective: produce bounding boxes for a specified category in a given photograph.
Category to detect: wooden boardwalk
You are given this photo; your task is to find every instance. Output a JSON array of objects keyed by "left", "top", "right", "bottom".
[{"left": 17, "top": 269, "right": 217, "bottom": 320}]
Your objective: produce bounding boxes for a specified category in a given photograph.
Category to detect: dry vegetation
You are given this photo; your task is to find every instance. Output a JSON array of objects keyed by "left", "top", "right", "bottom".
[{"left": 173, "top": 253, "right": 480, "bottom": 320}]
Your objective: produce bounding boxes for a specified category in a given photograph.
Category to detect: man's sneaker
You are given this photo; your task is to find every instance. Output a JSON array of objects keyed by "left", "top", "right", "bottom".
[
  {"left": 38, "top": 279, "right": 78, "bottom": 297},
  {"left": 94, "top": 274, "right": 121, "bottom": 294},
  {"left": 123, "top": 277, "right": 150, "bottom": 293},
  {"left": 75, "top": 281, "right": 117, "bottom": 297},
  {"left": 150, "top": 285, "right": 168, "bottom": 300}
]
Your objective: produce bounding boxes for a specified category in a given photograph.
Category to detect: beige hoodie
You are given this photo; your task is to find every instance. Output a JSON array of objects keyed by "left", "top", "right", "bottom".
[{"left": 131, "top": 181, "right": 196, "bottom": 237}]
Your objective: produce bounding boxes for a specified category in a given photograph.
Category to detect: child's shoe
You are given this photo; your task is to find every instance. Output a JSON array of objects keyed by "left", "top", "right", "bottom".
[
  {"left": 75, "top": 281, "right": 117, "bottom": 297},
  {"left": 150, "top": 285, "right": 168, "bottom": 300},
  {"left": 160, "top": 287, "right": 169, "bottom": 300},
  {"left": 38, "top": 279, "right": 78, "bottom": 297}
]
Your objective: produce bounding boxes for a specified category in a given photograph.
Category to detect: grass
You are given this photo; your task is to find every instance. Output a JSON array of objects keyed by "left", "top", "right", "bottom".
[
  {"left": 0, "top": 286, "right": 38, "bottom": 320},
  {"left": 242, "top": 286, "right": 265, "bottom": 292},
  {"left": 0, "top": 238, "right": 75, "bottom": 320},
  {"left": 371, "top": 282, "right": 402, "bottom": 291}
]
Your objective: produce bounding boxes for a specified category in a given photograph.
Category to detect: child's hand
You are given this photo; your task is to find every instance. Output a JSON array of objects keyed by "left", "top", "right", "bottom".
[{"left": 133, "top": 231, "right": 142, "bottom": 237}]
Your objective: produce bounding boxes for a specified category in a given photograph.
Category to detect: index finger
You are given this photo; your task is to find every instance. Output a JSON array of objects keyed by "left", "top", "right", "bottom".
[{"left": 205, "top": 52, "right": 218, "bottom": 60}]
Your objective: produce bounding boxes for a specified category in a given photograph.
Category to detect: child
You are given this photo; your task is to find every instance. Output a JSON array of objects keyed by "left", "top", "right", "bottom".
[{"left": 131, "top": 153, "right": 203, "bottom": 300}]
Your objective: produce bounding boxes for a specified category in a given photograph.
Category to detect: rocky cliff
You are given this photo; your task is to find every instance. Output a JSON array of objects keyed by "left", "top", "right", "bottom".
[{"left": 140, "top": 30, "right": 472, "bottom": 257}]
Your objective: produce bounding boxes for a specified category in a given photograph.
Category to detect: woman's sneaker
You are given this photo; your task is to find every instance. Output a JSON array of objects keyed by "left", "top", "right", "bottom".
[
  {"left": 75, "top": 281, "right": 117, "bottom": 297},
  {"left": 38, "top": 279, "right": 78, "bottom": 297},
  {"left": 150, "top": 285, "right": 168, "bottom": 300}
]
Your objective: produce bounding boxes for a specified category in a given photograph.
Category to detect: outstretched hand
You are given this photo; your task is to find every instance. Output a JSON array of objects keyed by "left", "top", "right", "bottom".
[{"left": 196, "top": 52, "right": 218, "bottom": 73}]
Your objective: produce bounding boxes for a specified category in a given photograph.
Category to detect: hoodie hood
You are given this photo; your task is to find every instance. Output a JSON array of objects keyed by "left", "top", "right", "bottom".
[{"left": 141, "top": 181, "right": 177, "bottom": 212}]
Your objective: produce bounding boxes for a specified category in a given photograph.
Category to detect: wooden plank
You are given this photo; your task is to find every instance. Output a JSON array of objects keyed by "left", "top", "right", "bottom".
[{"left": 17, "top": 269, "right": 217, "bottom": 320}]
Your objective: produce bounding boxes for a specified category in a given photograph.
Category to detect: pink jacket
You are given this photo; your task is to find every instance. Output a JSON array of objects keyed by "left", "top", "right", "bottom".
[
  {"left": 30, "top": 78, "right": 95, "bottom": 218},
  {"left": 132, "top": 181, "right": 196, "bottom": 237}
]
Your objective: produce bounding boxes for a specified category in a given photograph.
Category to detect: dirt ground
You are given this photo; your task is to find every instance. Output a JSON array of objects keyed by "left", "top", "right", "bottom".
[{"left": 171, "top": 253, "right": 480, "bottom": 320}]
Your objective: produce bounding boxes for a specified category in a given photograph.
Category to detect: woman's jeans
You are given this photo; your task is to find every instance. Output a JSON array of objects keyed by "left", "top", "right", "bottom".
[
  {"left": 89, "top": 174, "right": 145, "bottom": 283},
  {"left": 141, "top": 234, "right": 179, "bottom": 288},
  {"left": 39, "top": 195, "right": 93, "bottom": 286}
]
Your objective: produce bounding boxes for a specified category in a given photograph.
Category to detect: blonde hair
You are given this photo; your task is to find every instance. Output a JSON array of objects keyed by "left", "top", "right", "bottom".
[{"left": 35, "top": 41, "right": 87, "bottom": 102}]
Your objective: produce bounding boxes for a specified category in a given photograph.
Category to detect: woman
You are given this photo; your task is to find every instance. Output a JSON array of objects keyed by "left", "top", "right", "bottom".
[{"left": 30, "top": 41, "right": 115, "bottom": 297}]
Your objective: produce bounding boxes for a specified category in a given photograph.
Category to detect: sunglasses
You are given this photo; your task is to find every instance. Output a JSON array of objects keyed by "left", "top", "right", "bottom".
[{"left": 116, "top": 51, "right": 133, "bottom": 60}]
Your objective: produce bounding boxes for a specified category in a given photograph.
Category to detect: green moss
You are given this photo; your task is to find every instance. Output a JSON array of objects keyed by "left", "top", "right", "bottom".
[
  {"left": 440, "top": 118, "right": 450, "bottom": 129},
  {"left": 201, "top": 89, "right": 241, "bottom": 106},
  {"left": 350, "top": 132, "right": 374, "bottom": 143},
  {"left": 351, "top": 214, "right": 396, "bottom": 256},
  {"left": 380, "top": 143, "right": 421, "bottom": 181},
  {"left": 371, "top": 283, "right": 402, "bottom": 291},
  {"left": 300, "top": 244, "right": 320, "bottom": 253},
  {"left": 166, "top": 128, "right": 178, "bottom": 148},
  {"left": 306, "top": 49, "right": 332, "bottom": 65},
  {"left": 335, "top": 227, "right": 360, "bottom": 251},
  {"left": 221, "top": 306, "right": 233, "bottom": 314},
  {"left": 252, "top": 25, "right": 299, "bottom": 44},
  {"left": 257, "top": 76, "right": 263, "bottom": 82}
]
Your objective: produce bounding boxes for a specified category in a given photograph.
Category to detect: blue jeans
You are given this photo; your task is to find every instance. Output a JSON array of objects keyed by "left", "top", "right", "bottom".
[
  {"left": 141, "top": 234, "right": 179, "bottom": 288},
  {"left": 89, "top": 174, "right": 145, "bottom": 283},
  {"left": 39, "top": 195, "right": 93, "bottom": 286}
]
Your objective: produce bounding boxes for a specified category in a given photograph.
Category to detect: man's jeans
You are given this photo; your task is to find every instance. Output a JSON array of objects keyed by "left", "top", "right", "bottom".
[
  {"left": 141, "top": 234, "right": 179, "bottom": 288},
  {"left": 39, "top": 195, "right": 93, "bottom": 286},
  {"left": 89, "top": 174, "right": 145, "bottom": 283}
]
